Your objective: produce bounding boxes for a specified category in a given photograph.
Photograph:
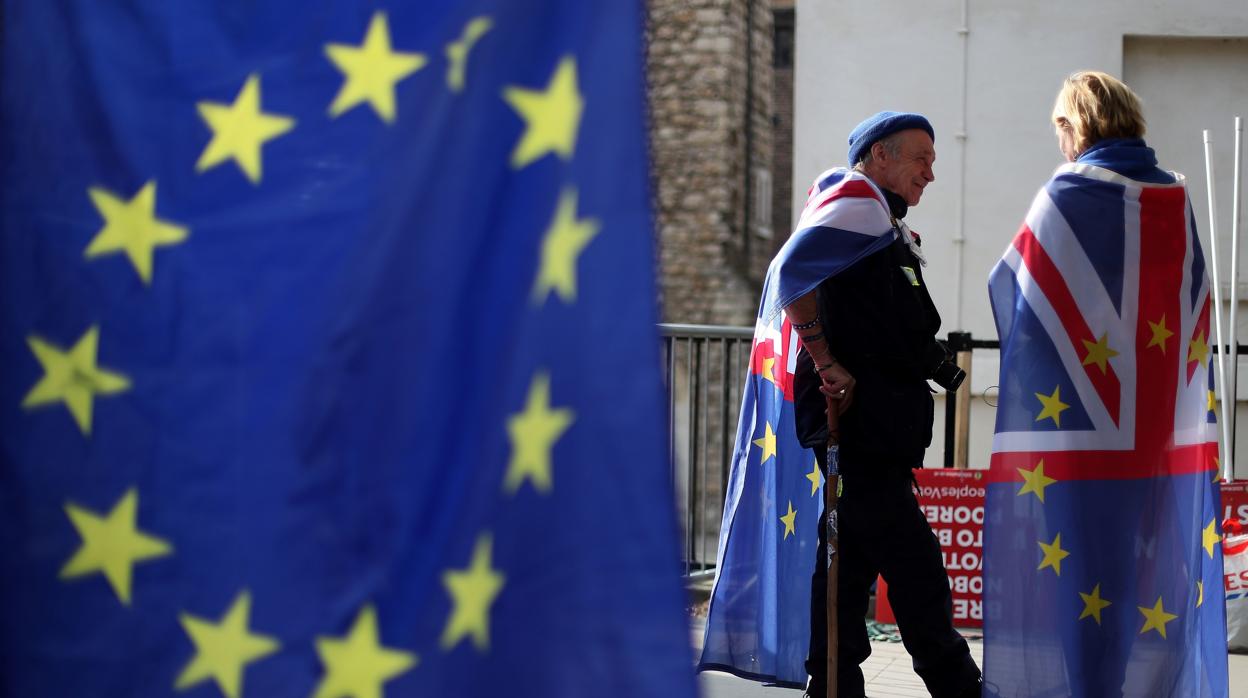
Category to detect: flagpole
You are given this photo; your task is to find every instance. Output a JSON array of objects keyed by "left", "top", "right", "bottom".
[
  {"left": 1204, "top": 130, "right": 1234, "bottom": 482},
  {"left": 1231, "top": 116, "right": 1244, "bottom": 481}
]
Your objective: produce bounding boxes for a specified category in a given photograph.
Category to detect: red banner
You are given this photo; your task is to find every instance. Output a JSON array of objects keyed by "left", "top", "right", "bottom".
[
  {"left": 876, "top": 476, "right": 1248, "bottom": 630},
  {"left": 1223, "top": 480, "right": 1248, "bottom": 524},
  {"left": 876, "top": 468, "right": 986, "bottom": 628}
]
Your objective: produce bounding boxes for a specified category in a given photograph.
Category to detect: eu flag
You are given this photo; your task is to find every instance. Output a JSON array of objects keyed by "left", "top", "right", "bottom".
[
  {"left": 0, "top": 2, "right": 697, "bottom": 696},
  {"left": 984, "top": 159, "right": 1228, "bottom": 696}
]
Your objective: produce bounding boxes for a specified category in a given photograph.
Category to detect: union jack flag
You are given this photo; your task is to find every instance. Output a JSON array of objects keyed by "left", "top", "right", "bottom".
[
  {"left": 699, "top": 168, "right": 901, "bottom": 685},
  {"left": 984, "top": 162, "right": 1228, "bottom": 697}
]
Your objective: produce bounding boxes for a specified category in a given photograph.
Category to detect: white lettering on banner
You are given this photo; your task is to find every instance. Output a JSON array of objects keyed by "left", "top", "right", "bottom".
[
  {"left": 918, "top": 485, "right": 986, "bottom": 499},
  {"left": 955, "top": 529, "right": 982, "bottom": 547},
  {"left": 1225, "top": 504, "right": 1248, "bottom": 522},
  {"left": 942, "top": 551, "right": 982, "bottom": 571},
  {"left": 950, "top": 575, "right": 983, "bottom": 595},
  {"left": 951, "top": 598, "right": 983, "bottom": 620},
  {"left": 937, "top": 529, "right": 952, "bottom": 546},
  {"left": 922, "top": 505, "right": 985, "bottom": 525}
]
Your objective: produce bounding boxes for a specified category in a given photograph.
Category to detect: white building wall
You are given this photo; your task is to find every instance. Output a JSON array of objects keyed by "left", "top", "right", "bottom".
[{"left": 794, "top": 0, "right": 1248, "bottom": 471}]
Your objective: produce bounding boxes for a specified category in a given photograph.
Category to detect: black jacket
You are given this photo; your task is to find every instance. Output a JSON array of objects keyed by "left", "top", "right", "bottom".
[{"left": 793, "top": 230, "right": 942, "bottom": 469}]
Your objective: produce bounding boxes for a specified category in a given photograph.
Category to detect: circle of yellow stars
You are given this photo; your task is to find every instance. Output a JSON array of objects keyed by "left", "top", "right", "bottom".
[
  {"left": 23, "top": 9, "right": 606, "bottom": 697},
  {"left": 1014, "top": 308, "right": 1224, "bottom": 641}
]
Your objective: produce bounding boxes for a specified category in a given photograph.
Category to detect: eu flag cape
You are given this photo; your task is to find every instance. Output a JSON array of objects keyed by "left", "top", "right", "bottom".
[
  {"left": 984, "top": 160, "right": 1229, "bottom": 697},
  {"left": 698, "top": 169, "right": 899, "bottom": 684},
  {"left": 0, "top": 2, "right": 698, "bottom": 696}
]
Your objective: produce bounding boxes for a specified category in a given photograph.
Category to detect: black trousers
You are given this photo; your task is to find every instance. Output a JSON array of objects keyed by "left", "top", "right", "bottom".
[{"left": 805, "top": 455, "right": 981, "bottom": 698}]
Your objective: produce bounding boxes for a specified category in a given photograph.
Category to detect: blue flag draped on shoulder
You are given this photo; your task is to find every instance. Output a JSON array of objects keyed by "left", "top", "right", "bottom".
[
  {"left": 984, "top": 160, "right": 1228, "bottom": 696},
  {"left": 0, "top": 2, "right": 697, "bottom": 696},
  {"left": 698, "top": 168, "right": 898, "bottom": 684}
]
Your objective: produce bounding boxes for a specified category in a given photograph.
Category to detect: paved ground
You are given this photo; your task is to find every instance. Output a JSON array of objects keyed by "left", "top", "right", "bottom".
[{"left": 691, "top": 616, "right": 1248, "bottom": 697}]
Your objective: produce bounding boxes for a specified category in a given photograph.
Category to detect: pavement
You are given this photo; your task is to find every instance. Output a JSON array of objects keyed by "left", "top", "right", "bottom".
[{"left": 690, "top": 616, "right": 1248, "bottom": 697}]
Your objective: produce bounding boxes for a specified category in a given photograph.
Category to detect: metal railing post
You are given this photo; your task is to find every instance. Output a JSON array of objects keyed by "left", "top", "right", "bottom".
[
  {"left": 944, "top": 331, "right": 973, "bottom": 468},
  {"left": 952, "top": 332, "right": 973, "bottom": 470}
]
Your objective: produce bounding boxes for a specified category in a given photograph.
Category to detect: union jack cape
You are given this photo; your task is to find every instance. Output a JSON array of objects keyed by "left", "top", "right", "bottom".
[
  {"left": 698, "top": 168, "right": 902, "bottom": 684},
  {"left": 984, "top": 161, "right": 1229, "bottom": 696}
]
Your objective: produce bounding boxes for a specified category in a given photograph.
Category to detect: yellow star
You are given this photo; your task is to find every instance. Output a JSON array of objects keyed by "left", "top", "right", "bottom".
[
  {"left": 1138, "top": 596, "right": 1178, "bottom": 639},
  {"left": 1198, "top": 580, "right": 1205, "bottom": 608},
  {"left": 1037, "top": 532, "right": 1069, "bottom": 575},
  {"left": 85, "top": 181, "right": 188, "bottom": 284},
  {"left": 1146, "top": 315, "right": 1173, "bottom": 354},
  {"left": 504, "top": 371, "right": 574, "bottom": 494},
  {"left": 1017, "top": 459, "right": 1057, "bottom": 503},
  {"left": 502, "top": 56, "right": 583, "bottom": 169},
  {"left": 1188, "top": 330, "right": 1210, "bottom": 369},
  {"left": 779, "top": 501, "right": 797, "bottom": 539},
  {"left": 23, "top": 326, "right": 130, "bottom": 436},
  {"left": 60, "top": 488, "right": 171, "bottom": 605},
  {"left": 1078, "top": 583, "right": 1112, "bottom": 625},
  {"left": 445, "top": 17, "right": 493, "bottom": 93},
  {"left": 1081, "top": 332, "right": 1119, "bottom": 373},
  {"left": 1035, "top": 386, "right": 1070, "bottom": 428},
  {"left": 753, "top": 422, "right": 777, "bottom": 464},
  {"left": 530, "top": 187, "right": 600, "bottom": 304},
  {"left": 176, "top": 590, "right": 280, "bottom": 698},
  {"left": 1203, "top": 519, "right": 1220, "bottom": 558},
  {"left": 325, "top": 11, "right": 427, "bottom": 123},
  {"left": 314, "top": 604, "right": 417, "bottom": 698},
  {"left": 196, "top": 74, "right": 295, "bottom": 184},
  {"left": 806, "top": 459, "right": 822, "bottom": 496},
  {"left": 761, "top": 357, "right": 778, "bottom": 385},
  {"left": 441, "top": 533, "right": 506, "bottom": 651}
]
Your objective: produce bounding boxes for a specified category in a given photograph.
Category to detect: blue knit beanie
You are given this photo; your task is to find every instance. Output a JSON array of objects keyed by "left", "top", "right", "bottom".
[{"left": 847, "top": 111, "right": 934, "bottom": 165}]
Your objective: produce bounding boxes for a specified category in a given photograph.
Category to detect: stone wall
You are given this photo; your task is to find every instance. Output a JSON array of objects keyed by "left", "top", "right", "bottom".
[
  {"left": 771, "top": 4, "right": 795, "bottom": 252},
  {"left": 646, "top": 0, "right": 775, "bottom": 326}
]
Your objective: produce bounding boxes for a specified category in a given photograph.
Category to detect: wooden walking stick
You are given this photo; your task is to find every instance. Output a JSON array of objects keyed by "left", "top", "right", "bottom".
[{"left": 825, "top": 394, "right": 840, "bottom": 698}]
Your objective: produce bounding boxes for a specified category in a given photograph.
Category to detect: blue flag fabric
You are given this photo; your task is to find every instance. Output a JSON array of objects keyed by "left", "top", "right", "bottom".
[
  {"left": 0, "top": 2, "right": 698, "bottom": 696},
  {"left": 985, "top": 158, "right": 1228, "bottom": 696},
  {"left": 698, "top": 169, "right": 898, "bottom": 685}
]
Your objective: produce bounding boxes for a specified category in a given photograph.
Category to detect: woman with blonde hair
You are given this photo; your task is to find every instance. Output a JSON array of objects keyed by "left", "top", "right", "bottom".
[
  {"left": 983, "top": 71, "right": 1229, "bottom": 697},
  {"left": 1051, "top": 70, "right": 1172, "bottom": 182}
]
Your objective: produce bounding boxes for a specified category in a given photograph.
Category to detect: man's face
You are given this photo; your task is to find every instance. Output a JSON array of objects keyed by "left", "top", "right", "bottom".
[{"left": 873, "top": 129, "right": 936, "bottom": 206}]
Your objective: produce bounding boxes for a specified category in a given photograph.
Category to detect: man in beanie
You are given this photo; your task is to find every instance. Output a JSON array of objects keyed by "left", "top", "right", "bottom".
[{"left": 771, "top": 111, "right": 982, "bottom": 697}]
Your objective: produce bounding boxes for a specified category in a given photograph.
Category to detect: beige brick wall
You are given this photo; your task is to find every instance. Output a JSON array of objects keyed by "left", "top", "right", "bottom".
[{"left": 646, "top": 0, "right": 776, "bottom": 326}]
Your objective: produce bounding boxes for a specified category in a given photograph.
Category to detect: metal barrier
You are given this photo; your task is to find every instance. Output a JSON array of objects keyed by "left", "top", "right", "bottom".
[
  {"left": 659, "top": 325, "right": 1003, "bottom": 579},
  {"left": 660, "top": 324, "right": 999, "bottom": 579},
  {"left": 664, "top": 323, "right": 1248, "bottom": 579},
  {"left": 660, "top": 323, "right": 754, "bottom": 579}
]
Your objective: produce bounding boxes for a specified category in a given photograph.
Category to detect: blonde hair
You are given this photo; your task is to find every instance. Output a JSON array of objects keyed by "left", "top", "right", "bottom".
[{"left": 1052, "top": 71, "right": 1146, "bottom": 154}]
